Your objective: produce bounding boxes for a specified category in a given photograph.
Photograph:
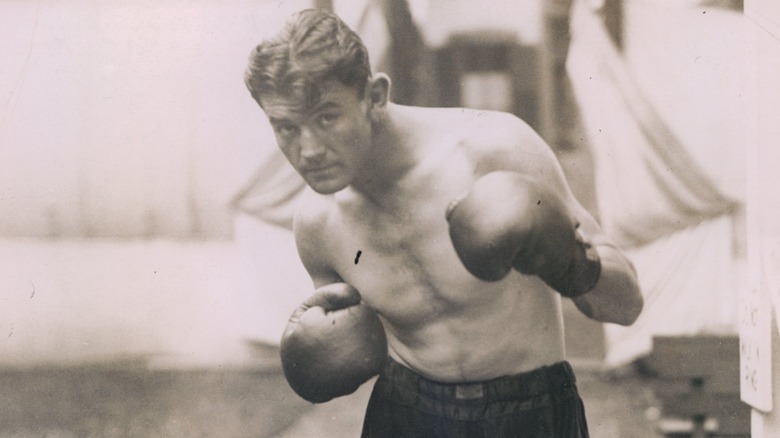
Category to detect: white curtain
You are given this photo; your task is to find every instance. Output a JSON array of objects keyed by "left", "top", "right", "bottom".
[{"left": 566, "top": 0, "right": 743, "bottom": 367}]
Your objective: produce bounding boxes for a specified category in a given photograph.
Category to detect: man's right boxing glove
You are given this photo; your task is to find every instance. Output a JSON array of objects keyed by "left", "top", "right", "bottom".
[
  {"left": 280, "top": 283, "right": 388, "bottom": 403},
  {"left": 445, "top": 171, "right": 601, "bottom": 298}
]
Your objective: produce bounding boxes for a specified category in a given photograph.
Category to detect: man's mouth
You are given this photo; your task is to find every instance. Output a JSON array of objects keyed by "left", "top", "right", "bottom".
[
  {"left": 303, "top": 164, "right": 334, "bottom": 174},
  {"left": 302, "top": 165, "right": 337, "bottom": 180}
]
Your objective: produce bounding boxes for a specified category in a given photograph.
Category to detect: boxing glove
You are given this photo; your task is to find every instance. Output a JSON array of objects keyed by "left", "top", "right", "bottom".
[
  {"left": 445, "top": 171, "right": 601, "bottom": 297},
  {"left": 280, "top": 283, "right": 388, "bottom": 403}
]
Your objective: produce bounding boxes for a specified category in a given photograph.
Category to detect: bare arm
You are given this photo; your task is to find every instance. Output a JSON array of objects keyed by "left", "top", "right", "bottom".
[
  {"left": 571, "top": 241, "right": 642, "bottom": 325},
  {"left": 566, "top": 205, "right": 642, "bottom": 326}
]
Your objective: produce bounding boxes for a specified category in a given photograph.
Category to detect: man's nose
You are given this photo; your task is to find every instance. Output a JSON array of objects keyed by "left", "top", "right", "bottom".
[{"left": 299, "top": 128, "right": 325, "bottom": 161}]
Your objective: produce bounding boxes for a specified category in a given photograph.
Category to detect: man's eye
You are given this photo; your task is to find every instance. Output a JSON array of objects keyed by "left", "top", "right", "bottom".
[
  {"left": 318, "top": 114, "right": 338, "bottom": 127},
  {"left": 275, "top": 124, "right": 298, "bottom": 136}
]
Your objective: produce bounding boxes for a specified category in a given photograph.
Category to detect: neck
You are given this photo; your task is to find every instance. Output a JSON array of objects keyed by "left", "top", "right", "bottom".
[{"left": 349, "top": 104, "right": 418, "bottom": 202}]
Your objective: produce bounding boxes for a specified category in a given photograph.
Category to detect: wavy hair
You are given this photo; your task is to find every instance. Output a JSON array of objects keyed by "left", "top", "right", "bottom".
[{"left": 244, "top": 9, "right": 371, "bottom": 110}]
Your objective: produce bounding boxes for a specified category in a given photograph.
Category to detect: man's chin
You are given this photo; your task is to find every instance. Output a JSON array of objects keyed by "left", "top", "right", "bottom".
[{"left": 307, "top": 178, "right": 348, "bottom": 195}]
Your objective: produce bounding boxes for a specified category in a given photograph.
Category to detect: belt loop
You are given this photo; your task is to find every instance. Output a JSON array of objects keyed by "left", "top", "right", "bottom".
[{"left": 552, "top": 361, "right": 575, "bottom": 391}]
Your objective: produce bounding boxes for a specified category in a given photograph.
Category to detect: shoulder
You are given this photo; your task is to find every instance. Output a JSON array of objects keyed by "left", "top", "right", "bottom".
[{"left": 455, "top": 110, "right": 563, "bottom": 188}]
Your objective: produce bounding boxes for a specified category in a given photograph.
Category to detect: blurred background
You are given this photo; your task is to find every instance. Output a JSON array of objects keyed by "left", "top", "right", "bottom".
[{"left": 2, "top": 0, "right": 778, "bottom": 436}]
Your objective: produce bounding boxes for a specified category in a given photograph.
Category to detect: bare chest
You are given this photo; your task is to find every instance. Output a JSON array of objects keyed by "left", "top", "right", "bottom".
[{"left": 325, "top": 172, "right": 488, "bottom": 326}]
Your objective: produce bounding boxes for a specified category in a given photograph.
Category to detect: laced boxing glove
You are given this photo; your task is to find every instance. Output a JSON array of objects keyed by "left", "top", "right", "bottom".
[
  {"left": 445, "top": 171, "right": 601, "bottom": 297},
  {"left": 280, "top": 283, "right": 388, "bottom": 403}
]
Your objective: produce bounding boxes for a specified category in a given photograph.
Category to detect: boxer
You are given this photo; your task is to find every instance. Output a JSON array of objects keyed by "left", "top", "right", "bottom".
[{"left": 245, "top": 9, "right": 642, "bottom": 437}]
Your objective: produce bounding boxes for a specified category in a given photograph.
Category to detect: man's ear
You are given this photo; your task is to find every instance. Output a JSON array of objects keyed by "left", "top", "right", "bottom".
[{"left": 367, "top": 73, "right": 391, "bottom": 111}]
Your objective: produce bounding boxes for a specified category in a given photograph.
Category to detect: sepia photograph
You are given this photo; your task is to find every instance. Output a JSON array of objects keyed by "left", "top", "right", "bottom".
[{"left": 1, "top": 0, "right": 777, "bottom": 436}]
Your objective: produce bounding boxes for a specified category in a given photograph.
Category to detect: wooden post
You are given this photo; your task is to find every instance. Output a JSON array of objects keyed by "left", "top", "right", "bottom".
[{"left": 744, "top": 0, "right": 780, "bottom": 435}]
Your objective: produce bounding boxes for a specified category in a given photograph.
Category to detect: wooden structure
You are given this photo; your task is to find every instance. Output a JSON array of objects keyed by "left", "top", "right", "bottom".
[{"left": 644, "top": 336, "right": 750, "bottom": 437}]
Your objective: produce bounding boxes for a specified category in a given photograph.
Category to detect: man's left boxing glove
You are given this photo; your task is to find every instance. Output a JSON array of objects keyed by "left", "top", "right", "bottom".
[
  {"left": 446, "top": 171, "right": 601, "bottom": 298},
  {"left": 280, "top": 283, "right": 388, "bottom": 403}
]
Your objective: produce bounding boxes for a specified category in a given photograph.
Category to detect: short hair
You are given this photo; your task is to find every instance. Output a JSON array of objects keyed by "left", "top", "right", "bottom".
[{"left": 244, "top": 9, "right": 372, "bottom": 110}]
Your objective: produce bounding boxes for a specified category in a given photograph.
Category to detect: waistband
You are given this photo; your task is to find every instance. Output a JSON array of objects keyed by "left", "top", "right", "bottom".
[{"left": 375, "top": 358, "right": 577, "bottom": 404}]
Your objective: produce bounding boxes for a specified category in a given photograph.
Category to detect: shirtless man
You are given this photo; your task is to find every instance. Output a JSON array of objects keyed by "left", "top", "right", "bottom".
[{"left": 245, "top": 9, "right": 642, "bottom": 437}]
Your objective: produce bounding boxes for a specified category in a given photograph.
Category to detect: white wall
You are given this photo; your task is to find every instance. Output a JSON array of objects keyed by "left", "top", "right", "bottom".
[
  {"left": 0, "top": 0, "right": 309, "bottom": 238},
  {"left": 0, "top": 215, "right": 312, "bottom": 368}
]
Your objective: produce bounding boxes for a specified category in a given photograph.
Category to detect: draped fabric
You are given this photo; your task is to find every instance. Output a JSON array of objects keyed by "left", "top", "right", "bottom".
[
  {"left": 566, "top": 1, "right": 738, "bottom": 249},
  {"left": 566, "top": 0, "right": 742, "bottom": 366}
]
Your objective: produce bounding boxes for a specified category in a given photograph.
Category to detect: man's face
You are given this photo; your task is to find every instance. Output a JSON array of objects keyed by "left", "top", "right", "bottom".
[{"left": 261, "top": 80, "right": 373, "bottom": 194}]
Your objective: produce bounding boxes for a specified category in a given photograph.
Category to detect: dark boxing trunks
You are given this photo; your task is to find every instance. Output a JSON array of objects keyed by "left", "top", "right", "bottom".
[{"left": 361, "top": 358, "right": 589, "bottom": 438}]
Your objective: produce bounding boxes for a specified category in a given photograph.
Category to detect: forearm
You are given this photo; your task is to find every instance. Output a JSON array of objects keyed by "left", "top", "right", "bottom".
[{"left": 572, "top": 243, "right": 643, "bottom": 326}]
